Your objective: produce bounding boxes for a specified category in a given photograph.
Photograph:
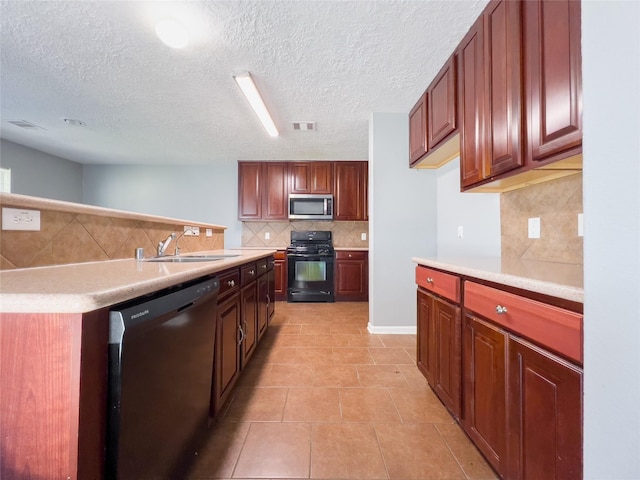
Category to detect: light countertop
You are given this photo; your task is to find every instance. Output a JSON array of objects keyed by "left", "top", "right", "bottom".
[
  {"left": 0, "top": 249, "right": 275, "bottom": 314},
  {"left": 412, "top": 256, "right": 583, "bottom": 303}
]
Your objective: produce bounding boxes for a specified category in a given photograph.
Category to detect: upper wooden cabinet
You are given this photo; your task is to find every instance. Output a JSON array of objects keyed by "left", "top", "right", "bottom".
[
  {"left": 409, "top": 93, "right": 428, "bottom": 166},
  {"left": 410, "top": 56, "right": 460, "bottom": 169},
  {"left": 289, "top": 161, "right": 333, "bottom": 194},
  {"left": 238, "top": 161, "right": 288, "bottom": 221},
  {"left": 459, "top": 0, "right": 582, "bottom": 191},
  {"left": 524, "top": 0, "right": 582, "bottom": 165},
  {"left": 237, "top": 162, "right": 262, "bottom": 220},
  {"left": 428, "top": 56, "right": 457, "bottom": 150},
  {"left": 459, "top": 0, "right": 523, "bottom": 190},
  {"left": 238, "top": 160, "right": 367, "bottom": 221},
  {"left": 411, "top": 0, "right": 583, "bottom": 192},
  {"left": 334, "top": 161, "right": 368, "bottom": 221}
]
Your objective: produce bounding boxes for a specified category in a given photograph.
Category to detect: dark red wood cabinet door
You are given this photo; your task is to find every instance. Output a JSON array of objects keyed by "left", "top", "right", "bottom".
[
  {"left": 262, "top": 162, "right": 288, "bottom": 220},
  {"left": 463, "top": 314, "right": 508, "bottom": 476},
  {"left": 240, "top": 283, "right": 258, "bottom": 364},
  {"left": 309, "top": 162, "right": 333, "bottom": 194},
  {"left": 237, "top": 162, "right": 262, "bottom": 220},
  {"left": 274, "top": 253, "right": 287, "bottom": 301},
  {"left": 214, "top": 294, "right": 241, "bottom": 414},
  {"left": 334, "top": 251, "right": 368, "bottom": 301},
  {"left": 433, "top": 296, "right": 462, "bottom": 419},
  {"left": 485, "top": 0, "right": 524, "bottom": 177},
  {"left": 289, "top": 162, "right": 311, "bottom": 194},
  {"left": 508, "top": 336, "right": 583, "bottom": 480},
  {"left": 334, "top": 161, "right": 367, "bottom": 221},
  {"left": 289, "top": 162, "right": 332, "bottom": 194},
  {"left": 409, "top": 93, "right": 428, "bottom": 166},
  {"left": 458, "top": 16, "right": 487, "bottom": 188},
  {"left": 428, "top": 56, "right": 457, "bottom": 150},
  {"left": 416, "top": 289, "right": 436, "bottom": 386},
  {"left": 524, "top": 0, "right": 582, "bottom": 163}
]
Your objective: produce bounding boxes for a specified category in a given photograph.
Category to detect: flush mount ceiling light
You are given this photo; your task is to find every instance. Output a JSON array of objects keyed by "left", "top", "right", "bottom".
[
  {"left": 233, "top": 72, "right": 279, "bottom": 138},
  {"left": 155, "top": 19, "right": 189, "bottom": 48}
]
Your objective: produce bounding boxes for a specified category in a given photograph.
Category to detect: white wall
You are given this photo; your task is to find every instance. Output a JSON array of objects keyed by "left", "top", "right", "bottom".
[
  {"left": 0, "top": 139, "right": 83, "bottom": 203},
  {"left": 582, "top": 2, "right": 640, "bottom": 478},
  {"left": 436, "top": 160, "right": 501, "bottom": 256},
  {"left": 82, "top": 163, "right": 243, "bottom": 247},
  {"left": 368, "top": 112, "right": 438, "bottom": 332}
]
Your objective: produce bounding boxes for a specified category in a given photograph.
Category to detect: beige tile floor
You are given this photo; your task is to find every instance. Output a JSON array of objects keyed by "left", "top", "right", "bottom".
[{"left": 187, "top": 302, "right": 498, "bottom": 480}]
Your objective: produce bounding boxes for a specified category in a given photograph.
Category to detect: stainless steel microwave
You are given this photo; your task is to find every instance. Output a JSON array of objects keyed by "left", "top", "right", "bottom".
[{"left": 288, "top": 194, "right": 333, "bottom": 220}]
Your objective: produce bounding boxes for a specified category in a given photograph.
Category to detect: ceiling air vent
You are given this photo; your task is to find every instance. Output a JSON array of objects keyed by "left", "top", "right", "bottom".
[
  {"left": 7, "top": 120, "right": 45, "bottom": 130},
  {"left": 292, "top": 122, "right": 316, "bottom": 131}
]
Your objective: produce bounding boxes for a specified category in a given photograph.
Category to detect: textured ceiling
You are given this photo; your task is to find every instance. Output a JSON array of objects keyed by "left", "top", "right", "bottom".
[{"left": 0, "top": 0, "right": 488, "bottom": 165}]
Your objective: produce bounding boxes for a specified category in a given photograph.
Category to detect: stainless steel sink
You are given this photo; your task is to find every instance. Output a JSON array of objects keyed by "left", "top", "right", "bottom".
[
  {"left": 143, "top": 254, "right": 241, "bottom": 263},
  {"left": 144, "top": 256, "right": 224, "bottom": 263}
]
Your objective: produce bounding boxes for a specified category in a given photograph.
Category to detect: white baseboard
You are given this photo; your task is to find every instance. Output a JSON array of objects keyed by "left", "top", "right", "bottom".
[{"left": 367, "top": 323, "right": 417, "bottom": 334}]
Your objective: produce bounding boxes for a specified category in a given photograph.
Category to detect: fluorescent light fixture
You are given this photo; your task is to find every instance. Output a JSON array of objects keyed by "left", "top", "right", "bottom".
[
  {"left": 233, "top": 72, "right": 279, "bottom": 137},
  {"left": 155, "top": 19, "right": 189, "bottom": 48}
]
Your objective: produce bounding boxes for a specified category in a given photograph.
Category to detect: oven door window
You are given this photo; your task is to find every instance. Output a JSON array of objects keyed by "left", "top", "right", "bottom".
[{"left": 294, "top": 260, "right": 327, "bottom": 282}]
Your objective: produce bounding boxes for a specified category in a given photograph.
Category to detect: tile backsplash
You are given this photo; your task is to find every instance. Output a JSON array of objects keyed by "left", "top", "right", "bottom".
[
  {"left": 0, "top": 195, "right": 225, "bottom": 269},
  {"left": 501, "top": 173, "right": 583, "bottom": 265},
  {"left": 242, "top": 221, "right": 369, "bottom": 249}
]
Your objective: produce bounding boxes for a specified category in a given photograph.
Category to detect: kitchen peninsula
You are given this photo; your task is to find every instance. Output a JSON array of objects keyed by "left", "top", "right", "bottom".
[{"left": 0, "top": 193, "right": 276, "bottom": 479}]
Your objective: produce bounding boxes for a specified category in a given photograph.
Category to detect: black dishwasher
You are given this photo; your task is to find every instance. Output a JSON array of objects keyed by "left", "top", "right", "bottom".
[{"left": 107, "top": 276, "right": 219, "bottom": 479}]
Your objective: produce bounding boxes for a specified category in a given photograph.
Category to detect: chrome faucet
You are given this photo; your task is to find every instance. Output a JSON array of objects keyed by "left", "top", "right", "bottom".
[{"left": 157, "top": 233, "right": 176, "bottom": 256}]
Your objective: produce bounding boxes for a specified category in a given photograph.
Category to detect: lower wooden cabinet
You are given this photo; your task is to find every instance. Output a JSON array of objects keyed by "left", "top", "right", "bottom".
[
  {"left": 335, "top": 250, "right": 368, "bottom": 301},
  {"left": 463, "top": 314, "right": 508, "bottom": 475},
  {"left": 274, "top": 250, "right": 287, "bottom": 301},
  {"left": 507, "top": 336, "right": 583, "bottom": 480},
  {"left": 213, "top": 290, "right": 241, "bottom": 415},
  {"left": 415, "top": 266, "right": 583, "bottom": 479},
  {"left": 212, "top": 256, "right": 274, "bottom": 417},
  {"left": 462, "top": 280, "right": 583, "bottom": 479},
  {"left": 416, "top": 288, "right": 462, "bottom": 418}
]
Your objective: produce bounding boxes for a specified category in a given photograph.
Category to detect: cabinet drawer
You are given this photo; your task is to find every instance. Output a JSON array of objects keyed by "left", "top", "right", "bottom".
[
  {"left": 256, "top": 257, "right": 271, "bottom": 275},
  {"left": 464, "top": 281, "right": 583, "bottom": 364},
  {"left": 335, "top": 250, "right": 368, "bottom": 261},
  {"left": 241, "top": 263, "right": 258, "bottom": 285},
  {"left": 415, "top": 266, "right": 460, "bottom": 303},
  {"left": 218, "top": 268, "right": 240, "bottom": 298}
]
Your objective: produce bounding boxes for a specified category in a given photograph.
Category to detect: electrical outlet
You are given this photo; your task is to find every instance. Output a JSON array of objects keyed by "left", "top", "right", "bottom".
[
  {"left": 183, "top": 226, "right": 200, "bottom": 236},
  {"left": 2, "top": 207, "right": 41, "bottom": 231},
  {"left": 361, "top": 232, "right": 367, "bottom": 241},
  {"left": 578, "top": 213, "right": 584, "bottom": 237},
  {"left": 528, "top": 217, "right": 541, "bottom": 239},
  {"left": 457, "top": 226, "right": 464, "bottom": 238},
  {"left": 205, "top": 228, "right": 213, "bottom": 237},
  {"left": 264, "top": 232, "right": 270, "bottom": 240}
]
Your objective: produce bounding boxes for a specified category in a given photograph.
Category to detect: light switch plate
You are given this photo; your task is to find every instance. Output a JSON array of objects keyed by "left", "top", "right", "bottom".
[
  {"left": 2, "top": 207, "right": 41, "bottom": 231},
  {"left": 205, "top": 228, "right": 213, "bottom": 237},
  {"left": 578, "top": 213, "right": 584, "bottom": 237},
  {"left": 265, "top": 232, "right": 270, "bottom": 240},
  {"left": 528, "top": 217, "right": 541, "bottom": 239},
  {"left": 361, "top": 232, "right": 367, "bottom": 241}
]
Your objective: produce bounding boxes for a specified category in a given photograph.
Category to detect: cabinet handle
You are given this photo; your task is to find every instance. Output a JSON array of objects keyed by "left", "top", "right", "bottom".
[
  {"left": 348, "top": 254, "right": 352, "bottom": 258},
  {"left": 238, "top": 324, "right": 245, "bottom": 344},
  {"left": 496, "top": 305, "right": 508, "bottom": 315},
  {"left": 227, "top": 280, "right": 235, "bottom": 287},
  {"left": 249, "top": 269, "right": 255, "bottom": 276},
  {"left": 426, "top": 277, "right": 434, "bottom": 283}
]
